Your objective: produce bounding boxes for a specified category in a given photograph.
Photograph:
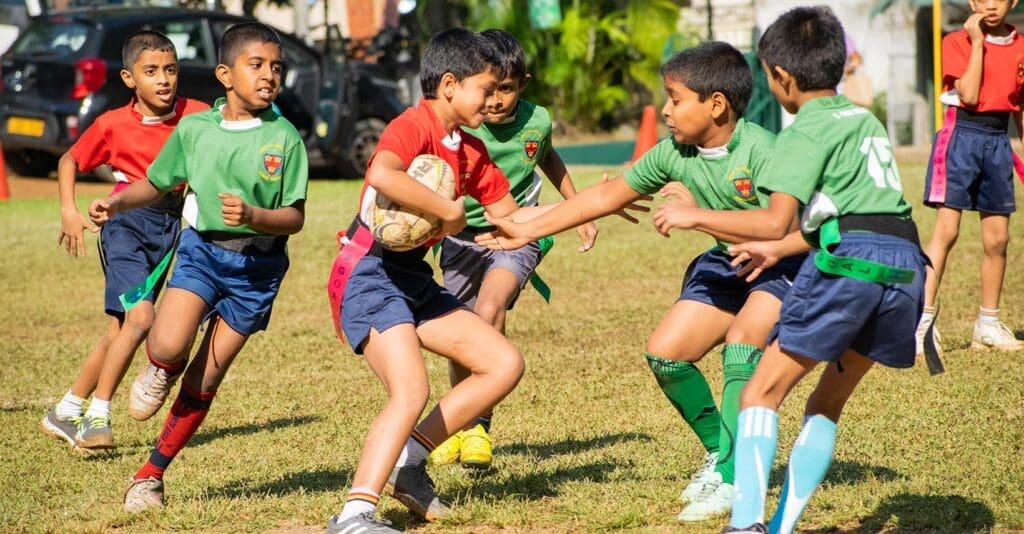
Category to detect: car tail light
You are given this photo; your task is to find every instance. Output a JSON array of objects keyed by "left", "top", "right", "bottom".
[
  {"left": 66, "top": 116, "right": 80, "bottom": 139},
  {"left": 72, "top": 58, "right": 107, "bottom": 99}
]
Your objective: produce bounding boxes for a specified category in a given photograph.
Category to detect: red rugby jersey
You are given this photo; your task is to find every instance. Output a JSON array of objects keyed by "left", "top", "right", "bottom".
[{"left": 942, "top": 27, "right": 1024, "bottom": 112}]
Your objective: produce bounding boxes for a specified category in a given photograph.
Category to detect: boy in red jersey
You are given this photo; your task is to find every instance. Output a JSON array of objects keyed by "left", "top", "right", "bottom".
[
  {"left": 917, "top": 0, "right": 1024, "bottom": 354},
  {"left": 42, "top": 30, "right": 207, "bottom": 453}
]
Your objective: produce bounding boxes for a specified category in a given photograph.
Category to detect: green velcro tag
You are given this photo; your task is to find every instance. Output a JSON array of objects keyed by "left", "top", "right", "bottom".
[
  {"left": 119, "top": 246, "right": 176, "bottom": 312},
  {"left": 528, "top": 235, "right": 555, "bottom": 303},
  {"left": 813, "top": 218, "right": 915, "bottom": 284}
]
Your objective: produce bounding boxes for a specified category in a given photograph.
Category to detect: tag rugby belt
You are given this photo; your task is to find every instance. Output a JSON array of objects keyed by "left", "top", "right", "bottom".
[
  {"left": 198, "top": 231, "right": 288, "bottom": 255},
  {"left": 812, "top": 214, "right": 922, "bottom": 285}
]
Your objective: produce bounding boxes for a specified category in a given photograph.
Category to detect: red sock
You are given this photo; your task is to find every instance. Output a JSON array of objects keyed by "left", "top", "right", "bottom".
[{"left": 134, "top": 383, "right": 215, "bottom": 480}]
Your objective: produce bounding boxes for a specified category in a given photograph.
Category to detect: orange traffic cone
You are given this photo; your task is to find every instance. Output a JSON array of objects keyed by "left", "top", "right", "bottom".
[
  {"left": 630, "top": 105, "right": 658, "bottom": 164},
  {"left": 0, "top": 143, "right": 8, "bottom": 201}
]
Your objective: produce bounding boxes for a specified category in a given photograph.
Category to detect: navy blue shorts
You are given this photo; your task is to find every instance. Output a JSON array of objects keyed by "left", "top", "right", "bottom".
[
  {"left": 679, "top": 248, "right": 806, "bottom": 314},
  {"left": 924, "top": 118, "right": 1015, "bottom": 214},
  {"left": 772, "top": 232, "right": 926, "bottom": 368},
  {"left": 98, "top": 194, "right": 182, "bottom": 317},
  {"left": 341, "top": 248, "right": 465, "bottom": 354},
  {"left": 167, "top": 228, "right": 289, "bottom": 336}
]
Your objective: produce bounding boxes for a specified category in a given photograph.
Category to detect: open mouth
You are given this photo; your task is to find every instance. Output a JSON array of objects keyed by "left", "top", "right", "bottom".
[{"left": 256, "top": 87, "right": 274, "bottom": 100}]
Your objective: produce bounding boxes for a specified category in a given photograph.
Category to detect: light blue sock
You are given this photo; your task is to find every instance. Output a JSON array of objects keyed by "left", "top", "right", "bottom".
[
  {"left": 767, "top": 414, "right": 838, "bottom": 534},
  {"left": 730, "top": 406, "right": 779, "bottom": 528}
]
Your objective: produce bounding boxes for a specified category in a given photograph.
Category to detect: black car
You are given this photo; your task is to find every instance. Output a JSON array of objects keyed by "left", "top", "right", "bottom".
[{"left": 0, "top": 6, "right": 405, "bottom": 177}]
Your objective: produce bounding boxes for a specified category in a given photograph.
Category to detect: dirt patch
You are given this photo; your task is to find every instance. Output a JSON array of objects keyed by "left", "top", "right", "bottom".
[{"left": 3, "top": 174, "right": 112, "bottom": 200}]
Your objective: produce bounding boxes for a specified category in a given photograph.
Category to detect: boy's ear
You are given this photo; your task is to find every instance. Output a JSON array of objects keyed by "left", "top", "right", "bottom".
[
  {"left": 519, "top": 73, "right": 532, "bottom": 91},
  {"left": 439, "top": 72, "right": 457, "bottom": 100},
  {"left": 709, "top": 91, "right": 730, "bottom": 120},
  {"left": 215, "top": 64, "right": 233, "bottom": 90},
  {"left": 120, "top": 69, "right": 136, "bottom": 89}
]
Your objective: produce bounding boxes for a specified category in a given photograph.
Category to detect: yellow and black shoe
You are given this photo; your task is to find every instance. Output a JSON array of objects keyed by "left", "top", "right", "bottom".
[
  {"left": 459, "top": 424, "right": 492, "bottom": 469},
  {"left": 428, "top": 431, "right": 462, "bottom": 465}
]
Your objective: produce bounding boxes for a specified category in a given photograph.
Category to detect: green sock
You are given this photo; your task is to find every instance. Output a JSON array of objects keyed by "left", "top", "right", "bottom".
[
  {"left": 715, "top": 343, "right": 762, "bottom": 484},
  {"left": 645, "top": 352, "right": 721, "bottom": 452}
]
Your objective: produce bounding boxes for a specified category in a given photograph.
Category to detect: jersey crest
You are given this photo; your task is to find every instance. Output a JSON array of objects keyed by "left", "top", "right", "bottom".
[
  {"left": 1017, "top": 54, "right": 1024, "bottom": 81},
  {"left": 525, "top": 139, "right": 539, "bottom": 159},
  {"left": 729, "top": 166, "right": 757, "bottom": 203},
  {"left": 518, "top": 128, "right": 544, "bottom": 164},
  {"left": 258, "top": 143, "right": 285, "bottom": 181}
]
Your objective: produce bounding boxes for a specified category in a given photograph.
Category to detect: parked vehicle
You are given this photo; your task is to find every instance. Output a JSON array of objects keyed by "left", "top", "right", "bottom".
[
  {"left": 0, "top": 0, "right": 30, "bottom": 55},
  {"left": 0, "top": 6, "right": 405, "bottom": 178}
]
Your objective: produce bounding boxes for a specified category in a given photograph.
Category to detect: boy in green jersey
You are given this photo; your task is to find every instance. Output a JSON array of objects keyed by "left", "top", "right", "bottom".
[
  {"left": 88, "top": 22, "right": 308, "bottom": 513},
  {"left": 644, "top": 8, "right": 926, "bottom": 533},
  {"left": 476, "top": 41, "right": 804, "bottom": 522},
  {"left": 429, "top": 29, "right": 598, "bottom": 470}
]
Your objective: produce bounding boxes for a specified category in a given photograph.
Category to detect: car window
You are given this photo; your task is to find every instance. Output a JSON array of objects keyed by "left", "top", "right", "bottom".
[
  {"left": 147, "top": 19, "right": 209, "bottom": 64},
  {"left": 11, "top": 21, "right": 91, "bottom": 56}
]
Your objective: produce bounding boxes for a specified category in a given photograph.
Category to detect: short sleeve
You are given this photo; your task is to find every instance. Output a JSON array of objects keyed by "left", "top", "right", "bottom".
[
  {"left": 68, "top": 117, "right": 111, "bottom": 173},
  {"left": 147, "top": 127, "right": 188, "bottom": 192},
  {"left": 942, "top": 32, "right": 968, "bottom": 90},
  {"left": 280, "top": 139, "right": 309, "bottom": 207},
  {"left": 371, "top": 117, "right": 428, "bottom": 169},
  {"left": 623, "top": 139, "right": 679, "bottom": 195},
  {"left": 466, "top": 153, "right": 510, "bottom": 206},
  {"left": 756, "top": 130, "right": 824, "bottom": 204}
]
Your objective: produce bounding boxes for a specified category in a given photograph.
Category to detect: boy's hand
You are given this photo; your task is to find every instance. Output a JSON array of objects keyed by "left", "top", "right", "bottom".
[
  {"left": 88, "top": 198, "right": 116, "bottom": 228},
  {"left": 576, "top": 221, "right": 598, "bottom": 252},
  {"left": 728, "top": 240, "right": 784, "bottom": 282},
  {"left": 220, "top": 193, "right": 252, "bottom": 227},
  {"left": 600, "top": 172, "right": 652, "bottom": 223},
  {"left": 476, "top": 213, "right": 532, "bottom": 251},
  {"left": 58, "top": 209, "right": 99, "bottom": 258},
  {"left": 658, "top": 182, "right": 696, "bottom": 207},
  {"left": 438, "top": 198, "right": 467, "bottom": 237},
  {"left": 964, "top": 12, "right": 985, "bottom": 42},
  {"left": 653, "top": 200, "right": 699, "bottom": 237}
]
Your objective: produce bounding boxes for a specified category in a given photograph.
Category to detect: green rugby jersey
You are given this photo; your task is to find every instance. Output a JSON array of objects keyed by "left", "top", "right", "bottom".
[
  {"left": 624, "top": 118, "right": 776, "bottom": 248},
  {"left": 756, "top": 95, "right": 911, "bottom": 237},
  {"left": 148, "top": 98, "right": 309, "bottom": 235},
  {"left": 461, "top": 99, "right": 551, "bottom": 228}
]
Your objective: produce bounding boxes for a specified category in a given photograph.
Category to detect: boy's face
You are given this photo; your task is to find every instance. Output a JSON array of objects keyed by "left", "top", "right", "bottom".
[
  {"left": 446, "top": 69, "right": 499, "bottom": 129},
  {"left": 484, "top": 74, "right": 530, "bottom": 124},
  {"left": 121, "top": 49, "right": 179, "bottom": 116},
  {"left": 660, "top": 77, "right": 715, "bottom": 145},
  {"left": 968, "top": 0, "right": 1016, "bottom": 29},
  {"left": 218, "top": 41, "right": 283, "bottom": 114}
]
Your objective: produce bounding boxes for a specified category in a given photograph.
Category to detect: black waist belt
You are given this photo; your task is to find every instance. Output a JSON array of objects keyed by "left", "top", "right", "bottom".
[
  {"left": 198, "top": 230, "right": 287, "bottom": 255},
  {"left": 838, "top": 214, "right": 920, "bottom": 248},
  {"left": 956, "top": 107, "right": 1009, "bottom": 131},
  {"left": 151, "top": 190, "right": 185, "bottom": 214},
  {"left": 453, "top": 225, "right": 496, "bottom": 242}
]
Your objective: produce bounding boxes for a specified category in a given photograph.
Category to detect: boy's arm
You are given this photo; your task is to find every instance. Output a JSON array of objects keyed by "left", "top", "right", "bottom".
[
  {"left": 653, "top": 191, "right": 800, "bottom": 243},
  {"left": 727, "top": 231, "right": 810, "bottom": 282},
  {"left": 539, "top": 147, "right": 598, "bottom": 252},
  {"left": 220, "top": 195, "right": 305, "bottom": 235},
  {"left": 56, "top": 151, "right": 99, "bottom": 258},
  {"left": 367, "top": 150, "right": 465, "bottom": 236},
  {"left": 953, "top": 14, "right": 985, "bottom": 106},
  {"left": 88, "top": 179, "right": 165, "bottom": 227}
]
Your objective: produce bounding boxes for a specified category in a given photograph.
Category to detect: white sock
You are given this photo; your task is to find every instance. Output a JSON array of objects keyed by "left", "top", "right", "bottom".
[
  {"left": 919, "top": 306, "right": 936, "bottom": 327},
  {"left": 55, "top": 390, "right": 85, "bottom": 419},
  {"left": 396, "top": 436, "right": 430, "bottom": 467},
  {"left": 84, "top": 398, "right": 111, "bottom": 419},
  {"left": 978, "top": 307, "right": 1000, "bottom": 324},
  {"left": 337, "top": 486, "right": 379, "bottom": 522}
]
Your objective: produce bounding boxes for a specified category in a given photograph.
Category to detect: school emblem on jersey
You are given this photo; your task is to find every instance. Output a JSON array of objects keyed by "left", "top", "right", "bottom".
[
  {"left": 258, "top": 143, "right": 286, "bottom": 181},
  {"left": 525, "top": 140, "right": 539, "bottom": 159},
  {"left": 729, "top": 166, "right": 757, "bottom": 203},
  {"left": 518, "top": 128, "right": 545, "bottom": 164},
  {"left": 1017, "top": 54, "right": 1024, "bottom": 80}
]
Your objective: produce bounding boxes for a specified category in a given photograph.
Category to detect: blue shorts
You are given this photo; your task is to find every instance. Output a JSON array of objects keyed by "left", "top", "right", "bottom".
[
  {"left": 679, "top": 248, "right": 805, "bottom": 314},
  {"left": 924, "top": 118, "right": 1015, "bottom": 214},
  {"left": 439, "top": 234, "right": 543, "bottom": 309},
  {"left": 772, "top": 232, "right": 926, "bottom": 368},
  {"left": 341, "top": 248, "right": 465, "bottom": 354},
  {"left": 98, "top": 194, "right": 182, "bottom": 317},
  {"left": 167, "top": 228, "right": 289, "bottom": 336}
]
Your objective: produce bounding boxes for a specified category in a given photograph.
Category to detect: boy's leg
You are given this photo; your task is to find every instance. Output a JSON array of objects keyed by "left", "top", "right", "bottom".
[
  {"left": 768, "top": 349, "right": 873, "bottom": 534},
  {"left": 917, "top": 206, "right": 961, "bottom": 355},
  {"left": 125, "top": 315, "right": 248, "bottom": 512},
  {"left": 727, "top": 342, "right": 815, "bottom": 531},
  {"left": 972, "top": 213, "right": 1022, "bottom": 350},
  {"left": 77, "top": 302, "right": 157, "bottom": 450},
  {"left": 42, "top": 319, "right": 118, "bottom": 446},
  {"left": 126, "top": 289, "right": 206, "bottom": 421}
]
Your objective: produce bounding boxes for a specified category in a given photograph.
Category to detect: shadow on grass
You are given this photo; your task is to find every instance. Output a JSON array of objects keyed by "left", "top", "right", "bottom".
[
  {"left": 493, "top": 431, "right": 652, "bottom": 459},
  {"left": 768, "top": 459, "right": 903, "bottom": 488},
  {"left": 205, "top": 467, "right": 353, "bottom": 499},
  {"left": 804, "top": 493, "right": 995, "bottom": 532},
  {"left": 188, "top": 414, "right": 323, "bottom": 447}
]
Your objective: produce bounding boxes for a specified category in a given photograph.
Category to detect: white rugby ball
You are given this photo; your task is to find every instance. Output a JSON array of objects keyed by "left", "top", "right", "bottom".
[{"left": 367, "top": 154, "right": 456, "bottom": 251}]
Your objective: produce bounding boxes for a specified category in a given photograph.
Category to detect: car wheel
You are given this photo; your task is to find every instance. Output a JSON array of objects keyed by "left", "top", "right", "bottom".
[
  {"left": 4, "top": 148, "right": 57, "bottom": 178},
  {"left": 337, "top": 117, "right": 386, "bottom": 178}
]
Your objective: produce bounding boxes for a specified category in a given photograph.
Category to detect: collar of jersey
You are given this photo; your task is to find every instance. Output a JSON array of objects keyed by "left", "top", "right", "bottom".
[
  {"left": 795, "top": 94, "right": 848, "bottom": 117},
  {"left": 128, "top": 97, "right": 182, "bottom": 125},
  {"left": 985, "top": 27, "right": 1018, "bottom": 45},
  {"left": 214, "top": 97, "right": 275, "bottom": 131}
]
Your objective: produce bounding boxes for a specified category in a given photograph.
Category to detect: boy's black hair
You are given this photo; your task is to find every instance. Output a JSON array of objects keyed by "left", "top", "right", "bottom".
[
  {"left": 122, "top": 30, "right": 176, "bottom": 69},
  {"left": 660, "top": 41, "right": 753, "bottom": 116},
  {"left": 757, "top": 6, "right": 845, "bottom": 91},
  {"left": 219, "top": 22, "right": 282, "bottom": 67},
  {"left": 420, "top": 28, "right": 499, "bottom": 99},
  {"left": 480, "top": 29, "right": 527, "bottom": 83}
]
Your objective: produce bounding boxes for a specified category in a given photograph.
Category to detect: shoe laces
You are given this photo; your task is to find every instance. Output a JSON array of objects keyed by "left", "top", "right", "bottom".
[
  {"left": 358, "top": 512, "right": 393, "bottom": 527},
  {"left": 87, "top": 415, "right": 110, "bottom": 429},
  {"left": 144, "top": 367, "right": 172, "bottom": 398}
]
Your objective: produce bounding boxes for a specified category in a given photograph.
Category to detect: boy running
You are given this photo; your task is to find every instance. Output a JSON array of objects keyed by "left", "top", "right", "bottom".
[
  {"left": 644, "top": 8, "right": 925, "bottom": 532},
  {"left": 477, "top": 41, "right": 804, "bottom": 522},
  {"left": 88, "top": 22, "right": 308, "bottom": 512},
  {"left": 429, "top": 29, "right": 598, "bottom": 470},
  {"left": 916, "top": 0, "right": 1024, "bottom": 354},
  {"left": 43, "top": 30, "right": 207, "bottom": 452}
]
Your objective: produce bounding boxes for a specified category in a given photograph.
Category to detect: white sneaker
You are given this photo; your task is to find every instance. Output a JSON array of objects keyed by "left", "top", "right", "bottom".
[
  {"left": 915, "top": 314, "right": 942, "bottom": 359},
  {"left": 128, "top": 363, "right": 182, "bottom": 421},
  {"left": 678, "top": 472, "right": 734, "bottom": 522},
  {"left": 971, "top": 320, "right": 1024, "bottom": 351},
  {"left": 679, "top": 451, "right": 718, "bottom": 503}
]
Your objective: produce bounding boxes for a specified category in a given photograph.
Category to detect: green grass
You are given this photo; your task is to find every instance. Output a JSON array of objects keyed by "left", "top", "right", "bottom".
[{"left": 1, "top": 162, "right": 1022, "bottom": 533}]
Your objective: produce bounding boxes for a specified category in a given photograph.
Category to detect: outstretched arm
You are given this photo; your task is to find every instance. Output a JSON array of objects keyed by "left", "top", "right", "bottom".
[
  {"left": 653, "top": 191, "right": 800, "bottom": 243},
  {"left": 88, "top": 179, "right": 165, "bottom": 226},
  {"left": 540, "top": 148, "right": 598, "bottom": 252}
]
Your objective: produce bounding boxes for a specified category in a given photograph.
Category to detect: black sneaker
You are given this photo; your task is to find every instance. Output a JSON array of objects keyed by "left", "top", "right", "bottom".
[
  {"left": 326, "top": 512, "right": 400, "bottom": 533},
  {"left": 384, "top": 460, "right": 450, "bottom": 521}
]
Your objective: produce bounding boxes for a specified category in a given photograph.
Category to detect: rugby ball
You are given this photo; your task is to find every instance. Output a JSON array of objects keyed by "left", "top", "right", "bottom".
[{"left": 365, "top": 154, "right": 457, "bottom": 251}]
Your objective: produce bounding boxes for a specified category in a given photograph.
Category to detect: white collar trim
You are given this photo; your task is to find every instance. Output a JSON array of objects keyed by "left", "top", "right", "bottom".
[
  {"left": 141, "top": 108, "right": 177, "bottom": 124},
  {"left": 218, "top": 104, "right": 263, "bottom": 130},
  {"left": 696, "top": 144, "right": 729, "bottom": 158},
  {"left": 986, "top": 31, "right": 1017, "bottom": 45}
]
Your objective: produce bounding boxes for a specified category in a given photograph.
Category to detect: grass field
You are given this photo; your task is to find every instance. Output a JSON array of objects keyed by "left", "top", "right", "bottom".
[{"left": 1, "top": 160, "right": 1023, "bottom": 533}]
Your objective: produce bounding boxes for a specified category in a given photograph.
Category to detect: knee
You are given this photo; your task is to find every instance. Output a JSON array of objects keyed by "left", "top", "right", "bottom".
[
  {"left": 473, "top": 299, "right": 505, "bottom": 326},
  {"left": 145, "top": 330, "right": 186, "bottom": 363},
  {"left": 488, "top": 348, "right": 525, "bottom": 388},
  {"left": 983, "top": 230, "right": 1010, "bottom": 256},
  {"left": 932, "top": 223, "right": 959, "bottom": 246},
  {"left": 122, "top": 307, "right": 155, "bottom": 340},
  {"left": 724, "top": 326, "right": 767, "bottom": 347},
  {"left": 645, "top": 335, "right": 701, "bottom": 363},
  {"left": 390, "top": 382, "right": 430, "bottom": 414}
]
